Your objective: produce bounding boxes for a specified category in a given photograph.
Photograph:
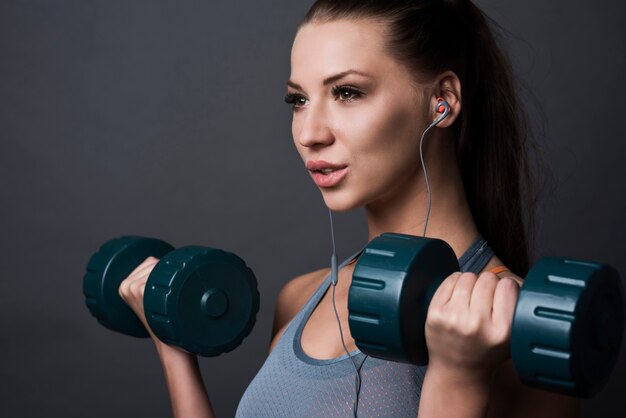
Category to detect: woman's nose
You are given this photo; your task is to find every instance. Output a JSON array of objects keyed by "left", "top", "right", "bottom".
[{"left": 295, "top": 101, "right": 334, "bottom": 148}]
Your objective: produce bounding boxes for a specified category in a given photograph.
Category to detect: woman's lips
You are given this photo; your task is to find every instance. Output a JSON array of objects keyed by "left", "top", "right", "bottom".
[
  {"left": 309, "top": 167, "right": 348, "bottom": 187},
  {"left": 306, "top": 160, "right": 348, "bottom": 188}
]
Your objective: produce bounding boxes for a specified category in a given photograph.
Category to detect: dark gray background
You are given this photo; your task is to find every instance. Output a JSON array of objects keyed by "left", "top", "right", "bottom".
[{"left": 1, "top": 0, "right": 625, "bottom": 417}]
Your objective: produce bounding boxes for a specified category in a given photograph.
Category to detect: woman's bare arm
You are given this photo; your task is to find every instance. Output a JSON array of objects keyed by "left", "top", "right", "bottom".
[
  {"left": 118, "top": 257, "right": 215, "bottom": 418},
  {"left": 156, "top": 343, "right": 215, "bottom": 418},
  {"left": 418, "top": 364, "right": 492, "bottom": 418}
]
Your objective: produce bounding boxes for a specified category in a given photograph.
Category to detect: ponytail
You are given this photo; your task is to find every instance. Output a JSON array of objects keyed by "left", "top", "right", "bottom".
[{"left": 446, "top": 0, "right": 538, "bottom": 276}]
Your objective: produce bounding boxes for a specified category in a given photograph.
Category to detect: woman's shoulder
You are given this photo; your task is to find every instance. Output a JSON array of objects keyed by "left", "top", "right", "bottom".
[{"left": 269, "top": 267, "right": 331, "bottom": 351}]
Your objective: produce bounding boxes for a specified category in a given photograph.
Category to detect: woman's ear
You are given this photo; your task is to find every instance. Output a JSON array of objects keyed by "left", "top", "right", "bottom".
[{"left": 430, "top": 71, "right": 462, "bottom": 128}]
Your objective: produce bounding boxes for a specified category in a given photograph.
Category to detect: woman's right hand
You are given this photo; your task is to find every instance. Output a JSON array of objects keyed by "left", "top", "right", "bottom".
[{"left": 118, "top": 256, "right": 178, "bottom": 353}]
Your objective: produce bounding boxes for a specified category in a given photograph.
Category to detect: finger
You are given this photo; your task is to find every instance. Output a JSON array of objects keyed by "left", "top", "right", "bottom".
[
  {"left": 130, "top": 257, "right": 159, "bottom": 277},
  {"left": 128, "top": 277, "right": 147, "bottom": 299},
  {"left": 125, "top": 257, "right": 159, "bottom": 284},
  {"left": 430, "top": 272, "right": 462, "bottom": 308},
  {"left": 119, "top": 257, "right": 159, "bottom": 297},
  {"left": 492, "top": 277, "right": 520, "bottom": 326},
  {"left": 469, "top": 272, "right": 499, "bottom": 318},
  {"left": 119, "top": 275, "right": 147, "bottom": 299},
  {"left": 448, "top": 272, "right": 478, "bottom": 308}
]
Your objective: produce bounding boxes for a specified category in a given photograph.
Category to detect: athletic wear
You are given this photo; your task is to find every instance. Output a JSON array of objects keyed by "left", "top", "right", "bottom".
[{"left": 236, "top": 236, "right": 495, "bottom": 417}]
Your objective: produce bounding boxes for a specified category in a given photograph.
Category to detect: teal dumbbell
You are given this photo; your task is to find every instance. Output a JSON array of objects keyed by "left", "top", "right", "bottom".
[
  {"left": 83, "top": 236, "right": 259, "bottom": 356},
  {"left": 348, "top": 233, "right": 624, "bottom": 398}
]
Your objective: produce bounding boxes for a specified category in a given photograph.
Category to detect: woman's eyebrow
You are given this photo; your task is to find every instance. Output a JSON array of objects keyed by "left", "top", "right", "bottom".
[{"left": 287, "top": 69, "right": 373, "bottom": 90}]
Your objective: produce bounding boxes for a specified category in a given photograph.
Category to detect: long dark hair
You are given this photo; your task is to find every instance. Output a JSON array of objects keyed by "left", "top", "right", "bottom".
[{"left": 300, "top": 0, "right": 541, "bottom": 276}]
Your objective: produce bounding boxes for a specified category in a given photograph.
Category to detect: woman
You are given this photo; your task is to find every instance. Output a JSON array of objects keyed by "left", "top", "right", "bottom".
[{"left": 120, "top": 0, "right": 581, "bottom": 416}]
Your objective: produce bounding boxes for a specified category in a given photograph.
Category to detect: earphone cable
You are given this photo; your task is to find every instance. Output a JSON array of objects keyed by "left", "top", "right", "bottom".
[
  {"left": 331, "top": 282, "right": 363, "bottom": 417},
  {"left": 419, "top": 118, "right": 439, "bottom": 237},
  {"left": 329, "top": 208, "right": 365, "bottom": 417},
  {"left": 329, "top": 209, "right": 338, "bottom": 285}
]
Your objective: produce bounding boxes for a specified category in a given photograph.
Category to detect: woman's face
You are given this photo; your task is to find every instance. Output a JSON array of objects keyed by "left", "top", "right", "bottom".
[{"left": 287, "top": 18, "right": 431, "bottom": 212}]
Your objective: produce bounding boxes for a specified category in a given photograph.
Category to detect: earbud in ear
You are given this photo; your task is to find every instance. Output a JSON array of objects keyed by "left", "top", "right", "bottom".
[{"left": 433, "top": 97, "right": 450, "bottom": 126}]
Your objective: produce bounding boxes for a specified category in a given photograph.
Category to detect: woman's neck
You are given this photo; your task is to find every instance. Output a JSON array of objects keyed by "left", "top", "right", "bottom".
[{"left": 364, "top": 135, "right": 478, "bottom": 259}]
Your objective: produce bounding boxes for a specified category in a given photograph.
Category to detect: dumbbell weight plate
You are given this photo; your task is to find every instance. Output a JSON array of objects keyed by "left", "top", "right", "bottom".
[
  {"left": 348, "top": 233, "right": 459, "bottom": 364},
  {"left": 144, "top": 246, "right": 260, "bottom": 357},
  {"left": 83, "top": 236, "right": 175, "bottom": 337},
  {"left": 511, "top": 257, "right": 624, "bottom": 398}
]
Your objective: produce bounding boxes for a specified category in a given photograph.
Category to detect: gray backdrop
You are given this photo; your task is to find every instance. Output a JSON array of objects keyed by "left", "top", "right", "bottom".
[{"left": 1, "top": 0, "right": 625, "bottom": 417}]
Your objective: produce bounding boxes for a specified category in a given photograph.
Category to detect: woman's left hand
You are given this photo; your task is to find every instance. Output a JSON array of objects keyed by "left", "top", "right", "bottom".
[{"left": 424, "top": 271, "right": 521, "bottom": 379}]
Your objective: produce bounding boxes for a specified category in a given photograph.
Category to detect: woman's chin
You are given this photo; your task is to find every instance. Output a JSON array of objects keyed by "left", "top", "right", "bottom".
[{"left": 319, "top": 190, "right": 363, "bottom": 212}]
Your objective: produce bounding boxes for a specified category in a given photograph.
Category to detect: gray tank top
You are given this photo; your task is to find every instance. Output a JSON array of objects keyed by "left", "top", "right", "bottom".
[{"left": 236, "top": 236, "right": 494, "bottom": 417}]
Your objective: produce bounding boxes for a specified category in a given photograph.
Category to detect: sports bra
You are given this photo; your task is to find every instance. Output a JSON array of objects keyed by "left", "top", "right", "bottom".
[{"left": 236, "top": 235, "right": 497, "bottom": 417}]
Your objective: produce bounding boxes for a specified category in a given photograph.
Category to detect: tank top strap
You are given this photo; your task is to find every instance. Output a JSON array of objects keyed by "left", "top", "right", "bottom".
[
  {"left": 276, "top": 247, "right": 364, "bottom": 344},
  {"left": 458, "top": 234, "right": 494, "bottom": 274},
  {"left": 294, "top": 247, "right": 363, "bottom": 327}
]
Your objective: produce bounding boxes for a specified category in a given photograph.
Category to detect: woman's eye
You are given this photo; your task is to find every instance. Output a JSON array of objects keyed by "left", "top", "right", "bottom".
[
  {"left": 284, "top": 92, "right": 307, "bottom": 110},
  {"left": 283, "top": 86, "right": 364, "bottom": 112},
  {"left": 331, "top": 85, "right": 364, "bottom": 102}
]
